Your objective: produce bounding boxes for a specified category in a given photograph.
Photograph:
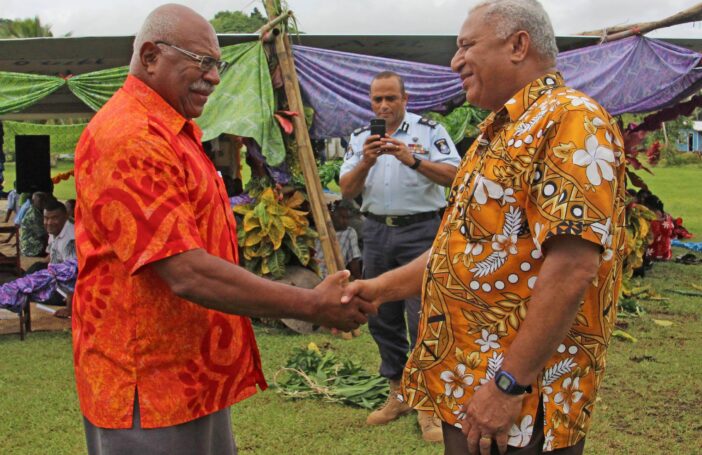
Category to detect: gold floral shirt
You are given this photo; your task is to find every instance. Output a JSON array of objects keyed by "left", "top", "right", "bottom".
[{"left": 401, "top": 73, "right": 626, "bottom": 451}]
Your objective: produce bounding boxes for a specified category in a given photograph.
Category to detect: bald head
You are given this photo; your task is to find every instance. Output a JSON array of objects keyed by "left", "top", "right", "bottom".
[
  {"left": 130, "top": 4, "right": 214, "bottom": 71},
  {"left": 129, "top": 4, "right": 221, "bottom": 119}
]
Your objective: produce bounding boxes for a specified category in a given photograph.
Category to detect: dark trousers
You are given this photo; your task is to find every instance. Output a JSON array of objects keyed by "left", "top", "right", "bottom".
[
  {"left": 83, "top": 391, "right": 237, "bottom": 455},
  {"left": 442, "top": 397, "right": 586, "bottom": 455},
  {"left": 362, "top": 215, "right": 440, "bottom": 380}
]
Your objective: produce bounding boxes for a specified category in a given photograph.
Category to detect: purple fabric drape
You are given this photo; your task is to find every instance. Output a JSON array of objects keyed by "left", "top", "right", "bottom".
[
  {"left": 558, "top": 36, "right": 702, "bottom": 116},
  {"left": 292, "top": 37, "right": 702, "bottom": 139},
  {"left": 293, "top": 45, "right": 464, "bottom": 139},
  {"left": 0, "top": 259, "right": 77, "bottom": 313}
]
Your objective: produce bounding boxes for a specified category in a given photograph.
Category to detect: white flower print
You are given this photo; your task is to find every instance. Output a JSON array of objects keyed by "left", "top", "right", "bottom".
[
  {"left": 492, "top": 233, "right": 518, "bottom": 259},
  {"left": 475, "top": 329, "right": 500, "bottom": 353},
  {"left": 572, "top": 135, "right": 615, "bottom": 186},
  {"left": 501, "top": 187, "right": 516, "bottom": 205},
  {"left": 440, "top": 364, "right": 475, "bottom": 399},
  {"left": 532, "top": 222, "right": 545, "bottom": 251},
  {"left": 478, "top": 351, "right": 504, "bottom": 389},
  {"left": 592, "top": 117, "right": 606, "bottom": 128},
  {"left": 508, "top": 415, "right": 534, "bottom": 447},
  {"left": 591, "top": 218, "right": 612, "bottom": 247},
  {"left": 464, "top": 241, "right": 484, "bottom": 256},
  {"left": 473, "top": 174, "right": 504, "bottom": 205},
  {"left": 542, "top": 385, "right": 553, "bottom": 403},
  {"left": 602, "top": 233, "right": 614, "bottom": 261},
  {"left": 543, "top": 429, "right": 555, "bottom": 451},
  {"left": 452, "top": 408, "right": 467, "bottom": 424},
  {"left": 553, "top": 377, "right": 584, "bottom": 414},
  {"left": 565, "top": 95, "right": 597, "bottom": 112}
]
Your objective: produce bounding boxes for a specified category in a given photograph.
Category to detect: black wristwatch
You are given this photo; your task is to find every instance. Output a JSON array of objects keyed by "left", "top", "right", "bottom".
[
  {"left": 409, "top": 157, "right": 421, "bottom": 170},
  {"left": 494, "top": 370, "right": 532, "bottom": 395}
]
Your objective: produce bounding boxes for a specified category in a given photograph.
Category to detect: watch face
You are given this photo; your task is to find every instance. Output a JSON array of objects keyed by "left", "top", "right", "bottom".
[{"left": 497, "top": 374, "right": 512, "bottom": 391}]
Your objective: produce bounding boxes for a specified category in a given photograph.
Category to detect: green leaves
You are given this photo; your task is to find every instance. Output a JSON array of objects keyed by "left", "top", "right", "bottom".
[
  {"left": 235, "top": 187, "right": 318, "bottom": 278},
  {"left": 273, "top": 345, "right": 390, "bottom": 410}
]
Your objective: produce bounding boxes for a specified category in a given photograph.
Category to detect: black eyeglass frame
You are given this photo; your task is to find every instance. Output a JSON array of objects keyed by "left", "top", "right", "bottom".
[{"left": 155, "top": 41, "right": 229, "bottom": 74}]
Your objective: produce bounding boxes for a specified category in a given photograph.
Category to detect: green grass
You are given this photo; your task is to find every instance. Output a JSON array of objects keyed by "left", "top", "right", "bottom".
[
  {"left": 635, "top": 163, "right": 702, "bottom": 240},
  {"left": 1, "top": 164, "right": 701, "bottom": 454},
  {"left": 4, "top": 161, "right": 76, "bottom": 201}
]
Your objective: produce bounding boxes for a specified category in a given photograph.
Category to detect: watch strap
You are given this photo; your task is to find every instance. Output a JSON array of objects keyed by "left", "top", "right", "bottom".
[
  {"left": 409, "top": 157, "right": 421, "bottom": 170},
  {"left": 494, "top": 369, "right": 532, "bottom": 395}
]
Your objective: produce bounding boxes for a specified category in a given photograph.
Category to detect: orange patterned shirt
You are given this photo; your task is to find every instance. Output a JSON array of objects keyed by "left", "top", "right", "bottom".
[
  {"left": 402, "top": 73, "right": 626, "bottom": 450},
  {"left": 73, "top": 75, "right": 266, "bottom": 429}
]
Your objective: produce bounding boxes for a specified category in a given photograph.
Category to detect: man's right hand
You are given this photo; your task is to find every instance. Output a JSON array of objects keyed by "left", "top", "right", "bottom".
[
  {"left": 340, "top": 278, "right": 383, "bottom": 310},
  {"left": 311, "top": 270, "right": 377, "bottom": 331},
  {"left": 361, "top": 134, "right": 385, "bottom": 167}
]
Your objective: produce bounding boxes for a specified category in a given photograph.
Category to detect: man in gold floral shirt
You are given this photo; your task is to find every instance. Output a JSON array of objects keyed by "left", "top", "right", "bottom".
[{"left": 342, "top": 1, "right": 625, "bottom": 453}]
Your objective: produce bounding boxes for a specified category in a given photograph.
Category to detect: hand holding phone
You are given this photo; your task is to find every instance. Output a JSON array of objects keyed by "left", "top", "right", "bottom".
[{"left": 370, "top": 118, "right": 386, "bottom": 140}]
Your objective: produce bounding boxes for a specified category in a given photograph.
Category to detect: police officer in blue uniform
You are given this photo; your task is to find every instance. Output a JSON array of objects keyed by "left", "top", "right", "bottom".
[{"left": 339, "top": 71, "right": 460, "bottom": 442}]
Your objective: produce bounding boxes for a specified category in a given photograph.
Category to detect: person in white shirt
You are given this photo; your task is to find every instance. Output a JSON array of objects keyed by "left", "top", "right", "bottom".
[
  {"left": 25, "top": 199, "right": 76, "bottom": 317},
  {"left": 44, "top": 199, "right": 76, "bottom": 265}
]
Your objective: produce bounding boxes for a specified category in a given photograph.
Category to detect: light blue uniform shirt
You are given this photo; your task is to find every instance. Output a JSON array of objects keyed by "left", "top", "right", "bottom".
[{"left": 340, "top": 112, "right": 460, "bottom": 216}]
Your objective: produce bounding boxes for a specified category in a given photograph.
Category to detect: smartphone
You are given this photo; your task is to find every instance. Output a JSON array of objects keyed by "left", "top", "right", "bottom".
[{"left": 370, "top": 118, "right": 386, "bottom": 139}]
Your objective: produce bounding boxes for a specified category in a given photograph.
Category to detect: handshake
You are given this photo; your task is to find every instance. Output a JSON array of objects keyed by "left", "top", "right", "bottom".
[{"left": 307, "top": 270, "right": 383, "bottom": 332}]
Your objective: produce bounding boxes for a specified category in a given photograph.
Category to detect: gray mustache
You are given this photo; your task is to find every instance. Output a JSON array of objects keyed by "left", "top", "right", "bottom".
[{"left": 190, "top": 80, "right": 215, "bottom": 95}]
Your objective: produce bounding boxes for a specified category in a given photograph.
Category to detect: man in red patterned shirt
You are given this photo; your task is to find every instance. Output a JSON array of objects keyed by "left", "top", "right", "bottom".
[{"left": 73, "top": 5, "right": 374, "bottom": 454}]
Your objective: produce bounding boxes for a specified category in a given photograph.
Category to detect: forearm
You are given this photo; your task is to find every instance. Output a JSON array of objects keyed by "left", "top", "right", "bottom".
[
  {"left": 415, "top": 161, "right": 457, "bottom": 187},
  {"left": 153, "top": 249, "right": 319, "bottom": 320},
  {"left": 374, "top": 250, "right": 429, "bottom": 303},
  {"left": 502, "top": 239, "right": 599, "bottom": 384},
  {"left": 339, "top": 163, "right": 371, "bottom": 200}
]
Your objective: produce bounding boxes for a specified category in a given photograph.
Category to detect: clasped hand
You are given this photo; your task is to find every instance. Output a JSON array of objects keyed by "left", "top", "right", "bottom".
[
  {"left": 311, "top": 270, "right": 377, "bottom": 332},
  {"left": 362, "top": 135, "right": 414, "bottom": 167}
]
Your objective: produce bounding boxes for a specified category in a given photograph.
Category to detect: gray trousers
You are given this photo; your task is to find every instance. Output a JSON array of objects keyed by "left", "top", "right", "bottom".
[
  {"left": 83, "top": 392, "right": 237, "bottom": 455},
  {"left": 362, "top": 215, "right": 441, "bottom": 380}
]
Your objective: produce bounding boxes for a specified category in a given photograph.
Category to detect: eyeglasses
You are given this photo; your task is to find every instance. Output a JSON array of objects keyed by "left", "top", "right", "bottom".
[{"left": 155, "top": 41, "right": 229, "bottom": 74}]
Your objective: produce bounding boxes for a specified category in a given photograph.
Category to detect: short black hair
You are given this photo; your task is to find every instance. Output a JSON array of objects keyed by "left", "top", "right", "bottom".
[
  {"left": 44, "top": 199, "right": 67, "bottom": 214},
  {"left": 371, "top": 71, "right": 406, "bottom": 95}
]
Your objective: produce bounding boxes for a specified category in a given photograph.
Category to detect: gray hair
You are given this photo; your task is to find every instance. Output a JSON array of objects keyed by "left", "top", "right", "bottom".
[
  {"left": 130, "top": 4, "right": 210, "bottom": 70},
  {"left": 131, "top": 8, "right": 178, "bottom": 61},
  {"left": 471, "top": 0, "right": 558, "bottom": 62}
]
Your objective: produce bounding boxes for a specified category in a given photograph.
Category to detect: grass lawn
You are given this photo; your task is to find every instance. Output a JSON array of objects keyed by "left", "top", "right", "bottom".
[
  {"left": 4, "top": 161, "right": 76, "bottom": 201},
  {"left": 635, "top": 161, "right": 702, "bottom": 240},
  {"left": 1, "top": 164, "right": 701, "bottom": 454}
]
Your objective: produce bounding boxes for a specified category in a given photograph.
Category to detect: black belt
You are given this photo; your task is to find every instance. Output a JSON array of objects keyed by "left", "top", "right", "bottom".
[{"left": 363, "top": 211, "right": 438, "bottom": 227}]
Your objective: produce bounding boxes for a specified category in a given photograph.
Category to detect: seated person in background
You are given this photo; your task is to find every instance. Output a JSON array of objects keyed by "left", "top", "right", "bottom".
[
  {"left": 316, "top": 200, "right": 362, "bottom": 280},
  {"left": 25, "top": 199, "right": 76, "bottom": 317},
  {"left": 45, "top": 199, "right": 76, "bottom": 265},
  {"left": 20, "top": 192, "right": 50, "bottom": 257},
  {"left": 1, "top": 183, "right": 20, "bottom": 244},
  {"left": 4, "top": 182, "right": 18, "bottom": 223},
  {"left": 65, "top": 199, "right": 76, "bottom": 224}
]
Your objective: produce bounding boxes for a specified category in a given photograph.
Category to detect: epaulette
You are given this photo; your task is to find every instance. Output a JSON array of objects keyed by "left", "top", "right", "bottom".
[
  {"left": 418, "top": 118, "right": 439, "bottom": 128},
  {"left": 351, "top": 125, "right": 371, "bottom": 136}
]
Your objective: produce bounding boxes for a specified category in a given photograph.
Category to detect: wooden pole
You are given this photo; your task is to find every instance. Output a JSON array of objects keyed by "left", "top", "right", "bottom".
[
  {"left": 580, "top": 3, "right": 702, "bottom": 43},
  {"left": 256, "top": 10, "right": 292, "bottom": 38},
  {"left": 262, "top": 1, "right": 345, "bottom": 274}
]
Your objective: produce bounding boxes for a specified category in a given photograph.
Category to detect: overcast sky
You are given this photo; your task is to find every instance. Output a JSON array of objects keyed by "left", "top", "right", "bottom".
[{"left": 2, "top": 0, "right": 701, "bottom": 38}]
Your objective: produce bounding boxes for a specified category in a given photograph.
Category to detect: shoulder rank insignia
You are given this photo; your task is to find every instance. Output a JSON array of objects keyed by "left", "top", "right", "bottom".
[
  {"left": 418, "top": 118, "right": 439, "bottom": 128},
  {"left": 351, "top": 125, "right": 370, "bottom": 136},
  {"left": 434, "top": 138, "right": 450, "bottom": 155}
]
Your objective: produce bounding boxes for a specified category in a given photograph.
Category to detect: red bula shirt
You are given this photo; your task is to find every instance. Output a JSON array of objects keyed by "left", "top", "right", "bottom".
[{"left": 73, "top": 75, "right": 266, "bottom": 429}]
